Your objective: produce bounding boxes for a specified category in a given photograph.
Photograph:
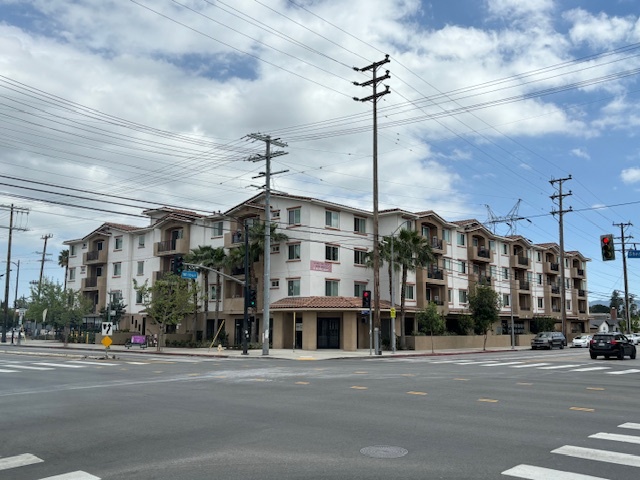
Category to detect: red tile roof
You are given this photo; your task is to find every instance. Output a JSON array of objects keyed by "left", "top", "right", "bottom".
[{"left": 271, "top": 296, "right": 400, "bottom": 310}]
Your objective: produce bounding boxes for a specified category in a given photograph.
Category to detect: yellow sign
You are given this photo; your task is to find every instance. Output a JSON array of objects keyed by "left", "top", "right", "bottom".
[
  {"left": 390, "top": 308, "right": 396, "bottom": 318},
  {"left": 101, "top": 336, "right": 113, "bottom": 348}
]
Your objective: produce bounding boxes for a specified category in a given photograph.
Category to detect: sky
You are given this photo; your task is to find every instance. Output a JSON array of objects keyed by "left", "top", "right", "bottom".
[{"left": 2, "top": 0, "right": 640, "bottom": 308}]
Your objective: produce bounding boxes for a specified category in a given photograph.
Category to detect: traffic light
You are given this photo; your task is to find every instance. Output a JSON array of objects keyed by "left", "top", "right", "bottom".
[
  {"left": 249, "top": 289, "right": 257, "bottom": 308},
  {"left": 362, "top": 290, "right": 371, "bottom": 309},
  {"left": 600, "top": 234, "right": 615, "bottom": 261},
  {"left": 173, "top": 255, "right": 184, "bottom": 275}
]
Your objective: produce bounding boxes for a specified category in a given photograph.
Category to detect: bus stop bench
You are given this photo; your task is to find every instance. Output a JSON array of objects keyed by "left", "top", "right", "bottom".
[{"left": 125, "top": 335, "right": 148, "bottom": 349}]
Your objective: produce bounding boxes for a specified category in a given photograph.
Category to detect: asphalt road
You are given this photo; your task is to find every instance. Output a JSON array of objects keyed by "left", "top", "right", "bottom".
[{"left": 1, "top": 348, "right": 639, "bottom": 479}]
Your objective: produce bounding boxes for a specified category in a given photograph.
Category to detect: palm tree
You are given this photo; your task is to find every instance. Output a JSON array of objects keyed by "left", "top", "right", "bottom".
[
  {"left": 383, "top": 229, "right": 434, "bottom": 349},
  {"left": 58, "top": 249, "right": 69, "bottom": 291},
  {"left": 185, "top": 246, "right": 226, "bottom": 340}
]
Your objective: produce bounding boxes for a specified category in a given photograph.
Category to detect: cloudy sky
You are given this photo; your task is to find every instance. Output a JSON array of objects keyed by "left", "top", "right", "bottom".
[{"left": 2, "top": 0, "right": 640, "bottom": 307}]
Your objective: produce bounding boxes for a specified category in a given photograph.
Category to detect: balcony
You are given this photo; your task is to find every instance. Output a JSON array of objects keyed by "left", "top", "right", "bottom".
[
  {"left": 83, "top": 249, "right": 107, "bottom": 265},
  {"left": 81, "top": 276, "right": 106, "bottom": 292},
  {"left": 571, "top": 267, "right": 585, "bottom": 278},
  {"left": 544, "top": 262, "right": 560, "bottom": 274},
  {"left": 518, "top": 281, "right": 530, "bottom": 291},
  {"left": 154, "top": 237, "right": 189, "bottom": 256},
  {"left": 468, "top": 245, "right": 492, "bottom": 263},
  {"left": 426, "top": 267, "right": 446, "bottom": 285},
  {"left": 578, "top": 289, "right": 586, "bottom": 298},
  {"left": 510, "top": 255, "right": 530, "bottom": 269},
  {"left": 430, "top": 237, "right": 445, "bottom": 254},
  {"left": 550, "top": 285, "right": 560, "bottom": 295}
]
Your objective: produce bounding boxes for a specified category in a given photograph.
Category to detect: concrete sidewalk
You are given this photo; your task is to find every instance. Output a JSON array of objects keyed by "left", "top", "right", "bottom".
[{"left": 1, "top": 339, "right": 530, "bottom": 360}]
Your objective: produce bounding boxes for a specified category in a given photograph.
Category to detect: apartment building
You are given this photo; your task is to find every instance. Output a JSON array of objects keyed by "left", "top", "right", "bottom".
[{"left": 63, "top": 192, "right": 589, "bottom": 350}]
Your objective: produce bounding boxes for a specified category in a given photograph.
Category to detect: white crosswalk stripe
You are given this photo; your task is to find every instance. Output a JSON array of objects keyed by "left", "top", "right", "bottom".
[
  {"left": 606, "top": 369, "right": 640, "bottom": 375},
  {"left": 68, "top": 361, "right": 119, "bottom": 366},
  {"left": 570, "top": 366, "right": 611, "bottom": 372},
  {"left": 33, "top": 362, "right": 85, "bottom": 368},
  {"left": 482, "top": 361, "right": 524, "bottom": 367},
  {"left": 620, "top": 422, "right": 640, "bottom": 430},
  {"left": 589, "top": 432, "right": 640, "bottom": 444},
  {"left": 2, "top": 364, "right": 55, "bottom": 371},
  {"left": 40, "top": 471, "right": 100, "bottom": 479},
  {"left": 511, "top": 363, "right": 551, "bottom": 368},
  {"left": 0, "top": 368, "right": 18, "bottom": 373},
  {"left": 0, "top": 452, "right": 99, "bottom": 479},
  {"left": 502, "top": 464, "right": 608, "bottom": 479},
  {"left": 537, "top": 364, "right": 584, "bottom": 370},
  {"left": 552, "top": 445, "right": 640, "bottom": 467}
]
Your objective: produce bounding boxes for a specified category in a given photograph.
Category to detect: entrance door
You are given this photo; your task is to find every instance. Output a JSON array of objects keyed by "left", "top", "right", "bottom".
[{"left": 317, "top": 318, "right": 340, "bottom": 349}]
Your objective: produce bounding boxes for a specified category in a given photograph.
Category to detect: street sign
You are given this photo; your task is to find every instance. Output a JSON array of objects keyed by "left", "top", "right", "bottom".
[
  {"left": 181, "top": 270, "right": 198, "bottom": 279},
  {"left": 101, "top": 336, "right": 113, "bottom": 348},
  {"left": 628, "top": 250, "right": 640, "bottom": 259},
  {"left": 390, "top": 307, "right": 396, "bottom": 318},
  {"left": 101, "top": 322, "right": 113, "bottom": 336}
]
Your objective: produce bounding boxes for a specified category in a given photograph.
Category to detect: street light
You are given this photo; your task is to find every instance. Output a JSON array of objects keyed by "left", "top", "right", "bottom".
[{"left": 389, "top": 220, "right": 412, "bottom": 354}]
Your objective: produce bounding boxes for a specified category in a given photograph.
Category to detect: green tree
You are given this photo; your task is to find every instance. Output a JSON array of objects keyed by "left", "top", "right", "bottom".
[
  {"left": 454, "top": 314, "right": 474, "bottom": 335},
  {"left": 99, "top": 295, "right": 127, "bottom": 327},
  {"left": 590, "top": 304, "right": 610, "bottom": 314},
  {"left": 610, "top": 290, "right": 623, "bottom": 313},
  {"left": 133, "top": 275, "right": 199, "bottom": 351},
  {"left": 58, "top": 249, "right": 69, "bottom": 291},
  {"left": 380, "top": 229, "right": 434, "bottom": 349},
  {"left": 417, "top": 302, "right": 445, "bottom": 353},
  {"left": 468, "top": 284, "right": 500, "bottom": 350},
  {"left": 531, "top": 316, "right": 556, "bottom": 333}
]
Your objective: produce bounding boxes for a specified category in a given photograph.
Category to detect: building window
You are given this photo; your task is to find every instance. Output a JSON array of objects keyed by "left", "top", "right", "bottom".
[
  {"left": 136, "top": 291, "right": 144, "bottom": 304},
  {"left": 443, "top": 258, "right": 451, "bottom": 271},
  {"left": 354, "top": 249, "right": 366, "bottom": 265},
  {"left": 502, "top": 294, "right": 510, "bottom": 307},
  {"left": 489, "top": 240, "right": 495, "bottom": 252},
  {"left": 566, "top": 300, "right": 571, "bottom": 311},
  {"left": 443, "top": 229, "right": 451, "bottom": 243},
  {"left": 448, "top": 289, "right": 453, "bottom": 303},
  {"left": 271, "top": 244, "right": 280, "bottom": 254},
  {"left": 537, "top": 274, "right": 543, "bottom": 285},
  {"left": 114, "top": 236, "right": 123, "bottom": 250},
  {"left": 457, "top": 232, "right": 465, "bottom": 246},
  {"left": 80, "top": 265, "right": 86, "bottom": 274},
  {"left": 404, "top": 285, "right": 415, "bottom": 300},
  {"left": 287, "top": 279, "right": 301, "bottom": 296},
  {"left": 459, "top": 261, "right": 466, "bottom": 274},
  {"left": 288, "top": 243, "right": 301, "bottom": 260},
  {"left": 537, "top": 252, "right": 542, "bottom": 261},
  {"left": 502, "top": 268, "right": 509, "bottom": 281},
  {"left": 271, "top": 279, "right": 279, "bottom": 288},
  {"left": 325, "top": 245, "right": 339, "bottom": 262},
  {"left": 538, "top": 297, "right": 543, "bottom": 308},
  {"left": 210, "top": 285, "right": 218, "bottom": 301},
  {"left": 325, "top": 210, "right": 339, "bottom": 229},
  {"left": 288, "top": 208, "right": 301, "bottom": 226},
  {"left": 70, "top": 245, "right": 76, "bottom": 256},
  {"left": 113, "top": 262, "right": 122, "bottom": 277},
  {"left": 69, "top": 268, "right": 76, "bottom": 281},
  {"left": 354, "top": 217, "right": 366, "bottom": 233},
  {"left": 137, "top": 261, "right": 144, "bottom": 276},
  {"left": 271, "top": 209, "right": 280, "bottom": 219},
  {"left": 459, "top": 290, "right": 468, "bottom": 303},
  {"left": 211, "top": 221, "right": 223, "bottom": 237},
  {"left": 354, "top": 282, "right": 367, "bottom": 297},
  {"left": 325, "top": 280, "right": 339, "bottom": 296},
  {"left": 502, "top": 243, "right": 508, "bottom": 254},
  {"left": 137, "top": 235, "right": 145, "bottom": 248}
]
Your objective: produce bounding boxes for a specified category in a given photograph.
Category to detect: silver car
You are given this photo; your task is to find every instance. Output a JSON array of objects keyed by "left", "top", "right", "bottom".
[{"left": 571, "top": 335, "right": 592, "bottom": 348}]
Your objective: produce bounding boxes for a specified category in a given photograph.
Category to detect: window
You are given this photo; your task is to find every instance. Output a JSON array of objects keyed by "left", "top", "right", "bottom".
[
  {"left": 325, "top": 210, "right": 339, "bottom": 229},
  {"left": 459, "top": 261, "right": 466, "bottom": 274},
  {"left": 113, "top": 262, "right": 122, "bottom": 276},
  {"left": 538, "top": 297, "right": 543, "bottom": 308},
  {"left": 537, "top": 274, "right": 543, "bottom": 285},
  {"left": 210, "top": 285, "right": 218, "bottom": 301},
  {"left": 271, "top": 209, "right": 280, "bottom": 219},
  {"left": 537, "top": 252, "right": 542, "bottom": 261},
  {"left": 136, "top": 291, "right": 144, "bottom": 304},
  {"left": 70, "top": 245, "right": 76, "bottom": 256},
  {"left": 80, "top": 265, "right": 86, "bottom": 274},
  {"left": 138, "top": 235, "right": 145, "bottom": 248},
  {"left": 354, "top": 217, "right": 366, "bottom": 233},
  {"left": 271, "top": 244, "right": 280, "bottom": 254},
  {"left": 404, "top": 285, "right": 415, "bottom": 300},
  {"left": 502, "top": 294, "right": 510, "bottom": 307},
  {"left": 448, "top": 289, "right": 453, "bottom": 303},
  {"left": 287, "top": 279, "right": 300, "bottom": 296},
  {"left": 137, "top": 261, "right": 144, "bottom": 275},
  {"left": 288, "top": 208, "right": 301, "bottom": 226},
  {"left": 271, "top": 279, "right": 279, "bottom": 288},
  {"left": 211, "top": 222, "right": 223, "bottom": 237},
  {"left": 443, "top": 258, "right": 451, "bottom": 271},
  {"left": 354, "top": 282, "right": 367, "bottom": 297},
  {"left": 325, "top": 244, "right": 339, "bottom": 262},
  {"left": 566, "top": 300, "right": 571, "bottom": 311},
  {"left": 490, "top": 266, "right": 496, "bottom": 278},
  {"left": 443, "top": 229, "right": 451, "bottom": 243},
  {"left": 354, "top": 249, "right": 366, "bottom": 265},
  {"left": 325, "top": 280, "right": 339, "bottom": 296},
  {"left": 457, "top": 232, "right": 465, "bottom": 246},
  {"left": 502, "top": 243, "right": 508, "bottom": 254},
  {"left": 69, "top": 268, "right": 76, "bottom": 281},
  {"left": 459, "top": 290, "right": 468, "bottom": 303},
  {"left": 288, "top": 243, "right": 301, "bottom": 260},
  {"left": 489, "top": 240, "right": 495, "bottom": 252},
  {"left": 422, "top": 225, "right": 430, "bottom": 237},
  {"left": 503, "top": 267, "right": 509, "bottom": 281}
]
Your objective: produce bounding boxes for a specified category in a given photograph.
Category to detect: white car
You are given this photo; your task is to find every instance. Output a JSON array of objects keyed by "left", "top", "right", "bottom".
[
  {"left": 625, "top": 333, "right": 640, "bottom": 345},
  {"left": 571, "top": 335, "right": 592, "bottom": 348}
]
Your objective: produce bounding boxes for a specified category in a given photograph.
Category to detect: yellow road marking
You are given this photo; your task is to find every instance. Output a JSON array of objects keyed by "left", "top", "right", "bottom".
[
  {"left": 407, "top": 391, "right": 427, "bottom": 395},
  {"left": 351, "top": 386, "right": 368, "bottom": 390},
  {"left": 295, "top": 381, "right": 310, "bottom": 385},
  {"left": 587, "top": 387, "right": 605, "bottom": 391},
  {"left": 570, "top": 407, "right": 595, "bottom": 412},
  {"left": 478, "top": 398, "right": 498, "bottom": 403}
]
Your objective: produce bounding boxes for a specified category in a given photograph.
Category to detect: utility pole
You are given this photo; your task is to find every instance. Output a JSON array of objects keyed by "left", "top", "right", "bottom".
[
  {"left": 353, "top": 55, "right": 390, "bottom": 353},
  {"left": 550, "top": 176, "right": 572, "bottom": 338},
  {"left": 614, "top": 222, "right": 633, "bottom": 333},
  {"left": 35, "top": 233, "right": 53, "bottom": 334},
  {"left": 1, "top": 204, "right": 29, "bottom": 343},
  {"left": 247, "top": 133, "right": 288, "bottom": 356}
]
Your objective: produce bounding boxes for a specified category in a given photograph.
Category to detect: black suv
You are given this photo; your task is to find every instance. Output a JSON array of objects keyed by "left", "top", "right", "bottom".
[
  {"left": 589, "top": 333, "right": 637, "bottom": 360},
  {"left": 531, "top": 332, "right": 567, "bottom": 350}
]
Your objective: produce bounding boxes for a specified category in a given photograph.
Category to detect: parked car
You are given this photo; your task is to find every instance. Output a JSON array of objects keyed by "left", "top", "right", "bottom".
[
  {"left": 589, "top": 333, "right": 637, "bottom": 360},
  {"left": 571, "top": 335, "right": 592, "bottom": 348},
  {"left": 625, "top": 333, "right": 640, "bottom": 345},
  {"left": 531, "top": 332, "right": 567, "bottom": 350}
]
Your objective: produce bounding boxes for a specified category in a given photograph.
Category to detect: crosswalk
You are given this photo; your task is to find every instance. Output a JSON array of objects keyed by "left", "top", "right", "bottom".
[
  {"left": 502, "top": 422, "right": 640, "bottom": 478},
  {"left": 414, "top": 357, "right": 640, "bottom": 376},
  {"left": 0, "top": 452, "right": 99, "bottom": 479}
]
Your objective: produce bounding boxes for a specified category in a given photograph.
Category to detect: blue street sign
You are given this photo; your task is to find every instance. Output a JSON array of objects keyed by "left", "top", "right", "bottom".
[
  {"left": 181, "top": 270, "right": 198, "bottom": 279},
  {"left": 628, "top": 250, "right": 640, "bottom": 259}
]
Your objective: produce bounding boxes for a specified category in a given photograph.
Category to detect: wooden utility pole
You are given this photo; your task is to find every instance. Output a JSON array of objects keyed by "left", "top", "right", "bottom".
[
  {"left": 550, "top": 176, "right": 572, "bottom": 337},
  {"left": 353, "top": 56, "right": 390, "bottom": 354},
  {"left": 614, "top": 222, "right": 633, "bottom": 333}
]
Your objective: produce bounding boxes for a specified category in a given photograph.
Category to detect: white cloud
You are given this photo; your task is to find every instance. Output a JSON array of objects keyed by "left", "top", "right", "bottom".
[
  {"left": 621, "top": 167, "right": 640, "bottom": 184},
  {"left": 564, "top": 8, "right": 640, "bottom": 48},
  {"left": 570, "top": 148, "right": 590, "bottom": 160}
]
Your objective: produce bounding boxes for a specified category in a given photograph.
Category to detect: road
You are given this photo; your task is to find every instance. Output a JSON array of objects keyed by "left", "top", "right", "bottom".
[{"left": 1, "top": 347, "right": 639, "bottom": 479}]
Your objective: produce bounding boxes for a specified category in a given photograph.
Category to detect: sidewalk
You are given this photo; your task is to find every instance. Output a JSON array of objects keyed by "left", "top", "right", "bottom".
[{"left": 1, "top": 339, "right": 530, "bottom": 360}]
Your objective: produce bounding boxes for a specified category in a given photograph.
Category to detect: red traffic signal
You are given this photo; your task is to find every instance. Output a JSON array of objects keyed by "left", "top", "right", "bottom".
[
  {"left": 362, "top": 290, "right": 371, "bottom": 309},
  {"left": 600, "top": 234, "right": 615, "bottom": 261}
]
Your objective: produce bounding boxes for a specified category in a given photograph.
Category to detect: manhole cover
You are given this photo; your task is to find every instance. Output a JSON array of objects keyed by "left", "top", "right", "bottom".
[{"left": 360, "top": 445, "right": 408, "bottom": 459}]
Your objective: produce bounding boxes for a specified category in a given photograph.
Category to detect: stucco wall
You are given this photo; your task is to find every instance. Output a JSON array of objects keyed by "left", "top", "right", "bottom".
[{"left": 406, "top": 334, "right": 535, "bottom": 350}]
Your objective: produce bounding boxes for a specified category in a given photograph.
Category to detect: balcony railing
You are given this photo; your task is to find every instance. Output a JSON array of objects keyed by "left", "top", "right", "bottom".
[
  {"left": 578, "top": 289, "right": 586, "bottom": 297},
  {"left": 551, "top": 285, "right": 560, "bottom": 294},
  {"left": 157, "top": 239, "right": 177, "bottom": 253},
  {"left": 431, "top": 238, "right": 443, "bottom": 250},
  {"left": 477, "top": 248, "right": 490, "bottom": 259},
  {"left": 519, "top": 281, "right": 530, "bottom": 290},
  {"left": 427, "top": 269, "right": 444, "bottom": 280}
]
